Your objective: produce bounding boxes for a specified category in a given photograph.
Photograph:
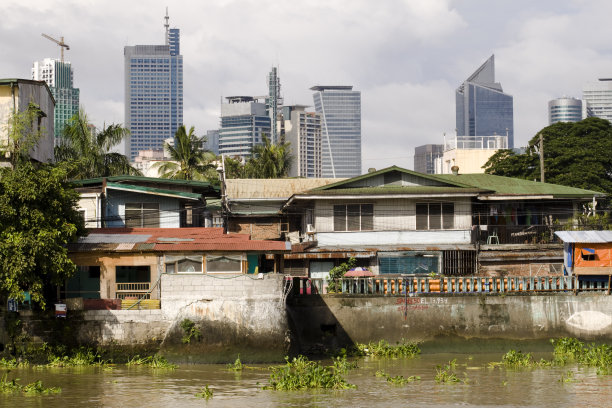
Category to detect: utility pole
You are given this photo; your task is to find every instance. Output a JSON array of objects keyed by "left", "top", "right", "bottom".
[{"left": 539, "top": 133, "right": 545, "bottom": 183}]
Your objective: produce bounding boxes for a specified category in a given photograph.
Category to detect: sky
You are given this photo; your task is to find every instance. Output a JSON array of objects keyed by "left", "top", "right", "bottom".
[{"left": 2, "top": 0, "right": 612, "bottom": 171}]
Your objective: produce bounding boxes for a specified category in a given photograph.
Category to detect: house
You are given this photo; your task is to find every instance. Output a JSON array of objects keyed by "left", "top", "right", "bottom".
[
  {"left": 73, "top": 176, "right": 219, "bottom": 228},
  {"left": 280, "top": 166, "right": 605, "bottom": 277},
  {"left": 555, "top": 231, "right": 612, "bottom": 281},
  {"left": 66, "top": 227, "right": 290, "bottom": 302},
  {"left": 225, "top": 178, "right": 343, "bottom": 241},
  {"left": 0, "top": 79, "right": 55, "bottom": 166}
]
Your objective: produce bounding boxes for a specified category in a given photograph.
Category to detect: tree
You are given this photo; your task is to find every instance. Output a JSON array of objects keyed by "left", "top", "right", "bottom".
[
  {"left": 55, "top": 109, "right": 140, "bottom": 179},
  {"left": 0, "top": 161, "right": 86, "bottom": 308},
  {"left": 154, "top": 125, "right": 215, "bottom": 180},
  {"left": 483, "top": 118, "right": 612, "bottom": 194},
  {"left": 1, "top": 103, "right": 47, "bottom": 167},
  {"left": 244, "top": 136, "right": 293, "bottom": 178}
]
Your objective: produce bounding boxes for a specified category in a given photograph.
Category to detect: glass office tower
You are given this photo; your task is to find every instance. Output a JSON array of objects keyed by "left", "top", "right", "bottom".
[
  {"left": 32, "top": 58, "right": 80, "bottom": 142},
  {"left": 124, "top": 12, "right": 183, "bottom": 159},
  {"left": 311, "top": 85, "right": 361, "bottom": 178},
  {"left": 583, "top": 79, "right": 612, "bottom": 122},
  {"left": 219, "top": 96, "right": 271, "bottom": 159},
  {"left": 548, "top": 97, "right": 583, "bottom": 124},
  {"left": 456, "top": 55, "right": 514, "bottom": 148}
]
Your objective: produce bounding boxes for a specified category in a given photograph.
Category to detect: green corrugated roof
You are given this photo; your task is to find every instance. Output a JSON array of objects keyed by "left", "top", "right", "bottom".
[
  {"left": 299, "top": 186, "right": 486, "bottom": 196},
  {"left": 435, "top": 173, "right": 605, "bottom": 197},
  {"left": 311, "top": 166, "right": 476, "bottom": 191},
  {"left": 73, "top": 175, "right": 219, "bottom": 193},
  {"left": 106, "top": 182, "right": 202, "bottom": 200}
]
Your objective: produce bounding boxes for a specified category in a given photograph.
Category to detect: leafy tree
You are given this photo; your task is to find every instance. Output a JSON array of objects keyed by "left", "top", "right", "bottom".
[
  {"left": 154, "top": 125, "right": 215, "bottom": 180},
  {"left": 483, "top": 118, "right": 612, "bottom": 194},
  {"left": 223, "top": 156, "right": 247, "bottom": 179},
  {"left": 1, "top": 103, "right": 47, "bottom": 167},
  {"left": 327, "top": 257, "right": 357, "bottom": 293},
  {"left": 0, "top": 161, "right": 85, "bottom": 308},
  {"left": 55, "top": 109, "right": 140, "bottom": 179},
  {"left": 244, "top": 136, "right": 293, "bottom": 178}
]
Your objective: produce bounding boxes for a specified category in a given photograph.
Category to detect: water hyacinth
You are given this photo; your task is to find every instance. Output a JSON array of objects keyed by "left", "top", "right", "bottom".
[{"left": 264, "top": 356, "right": 355, "bottom": 390}]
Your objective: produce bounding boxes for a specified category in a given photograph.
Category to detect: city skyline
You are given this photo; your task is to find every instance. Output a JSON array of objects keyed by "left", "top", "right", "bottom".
[{"left": 3, "top": 1, "right": 612, "bottom": 171}]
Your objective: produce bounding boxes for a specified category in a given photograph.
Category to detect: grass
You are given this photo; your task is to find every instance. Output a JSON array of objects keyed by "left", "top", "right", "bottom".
[
  {"left": 354, "top": 339, "right": 420, "bottom": 358},
  {"left": 195, "top": 385, "right": 213, "bottom": 399},
  {"left": 263, "top": 355, "right": 356, "bottom": 390},
  {"left": 0, "top": 372, "right": 61, "bottom": 395},
  {"left": 126, "top": 355, "right": 177, "bottom": 369}
]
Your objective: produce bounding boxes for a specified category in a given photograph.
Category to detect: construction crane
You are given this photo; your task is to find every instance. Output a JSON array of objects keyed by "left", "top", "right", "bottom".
[{"left": 41, "top": 33, "right": 70, "bottom": 62}]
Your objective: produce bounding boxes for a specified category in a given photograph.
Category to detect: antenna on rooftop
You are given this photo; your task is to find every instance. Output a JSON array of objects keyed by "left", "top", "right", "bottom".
[{"left": 164, "top": 7, "right": 170, "bottom": 45}]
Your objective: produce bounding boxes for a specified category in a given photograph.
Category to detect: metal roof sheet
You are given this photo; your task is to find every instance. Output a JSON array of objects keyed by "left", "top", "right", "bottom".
[
  {"left": 78, "top": 234, "right": 151, "bottom": 244},
  {"left": 106, "top": 182, "right": 202, "bottom": 200},
  {"left": 554, "top": 230, "right": 612, "bottom": 243},
  {"left": 226, "top": 178, "right": 344, "bottom": 199}
]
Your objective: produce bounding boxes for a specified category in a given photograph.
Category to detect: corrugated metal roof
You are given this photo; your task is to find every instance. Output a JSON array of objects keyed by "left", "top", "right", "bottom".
[
  {"left": 436, "top": 173, "right": 605, "bottom": 197},
  {"left": 297, "top": 186, "right": 484, "bottom": 196},
  {"left": 554, "top": 230, "right": 612, "bottom": 243},
  {"left": 106, "top": 182, "right": 202, "bottom": 201},
  {"left": 226, "top": 178, "right": 345, "bottom": 199},
  {"left": 78, "top": 234, "right": 151, "bottom": 244}
]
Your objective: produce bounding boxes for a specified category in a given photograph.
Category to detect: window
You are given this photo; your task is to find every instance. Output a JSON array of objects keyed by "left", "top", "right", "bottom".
[
  {"left": 378, "top": 252, "right": 440, "bottom": 275},
  {"left": 206, "top": 255, "right": 243, "bottom": 274},
  {"left": 416, "top": 203, "right": 454, "bottom": 230},
  {"left": 333, "top": 204, "right": 373, "bottom": 231},
  {"left": 125, "top": 203, "right": 160, "bottom": 227},
  {"left": 115, "top": 266, "right": 151, "bottom": 283},
  {"left": 165, "top": 255, "right": 203, "bottom": 273}
]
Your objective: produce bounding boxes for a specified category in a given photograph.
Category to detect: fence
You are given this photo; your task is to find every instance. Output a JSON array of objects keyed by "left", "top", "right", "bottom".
[
  {"left": 293, "top": 275, "right": 611, "bottom": 296},
  {"left": 116, "top": 282, "right": 151, "bottom": 299}
]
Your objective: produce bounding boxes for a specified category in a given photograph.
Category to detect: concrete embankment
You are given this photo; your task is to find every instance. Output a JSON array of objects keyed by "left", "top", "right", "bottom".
[{"left": 287, "top": 293, "right": 612, "bottom": 353}]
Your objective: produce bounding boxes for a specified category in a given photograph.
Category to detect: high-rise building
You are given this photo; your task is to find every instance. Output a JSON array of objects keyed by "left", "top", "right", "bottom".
[
  {"left": 218, "top": 96, "right": 271, "bottom": 159},
  {"left": 548, "top": 97, "right": 583, "bottom": 124},
  {"left": 205, "top": 129, "right": 220, "bottom": 155},
  {"left": 281, "top": 105, "right": 322, "bottom": 178},
  {"left": 311, "top": 85, "right": 361, "bottom": 178},
  {"left": 414, "top": 144, "right": 443, "bottom": 174},
  {"left": 583, "top": 79, "right": 612, "bottom": 122},
  {"left": 124, "top": 11, "right": 183, "bottom": 159},
  {"left": 266, "top": 67, "right": 282, "bottom": 144},
  {"left": 456, "top": 55, "right": 514, "bottom": 148},
  {"left": 31, "top": 58, "right": 79, "bottom": 141}
]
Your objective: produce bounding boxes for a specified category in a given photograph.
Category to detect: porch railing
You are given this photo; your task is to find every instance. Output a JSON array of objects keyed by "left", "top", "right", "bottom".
[
  {"left": 476, "top": 224, "right": 563, "bottom": 245},
  {"left": 293, "top": 275, "right": 611, "bottom": 296},
  {"left": 116, "top": 282, "right": 150, "bottom": 299}
]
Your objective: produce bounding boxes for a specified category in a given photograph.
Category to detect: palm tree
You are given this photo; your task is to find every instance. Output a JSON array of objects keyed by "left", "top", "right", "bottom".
[
  {"left": 245, "top": 136, "right": 292, "bottom": 178},
  {"left": 55, "top": 109, "right": 140, "bottom": 179},
  {"left": 154, "top": 125, "right": 215, "bottom": 180}
]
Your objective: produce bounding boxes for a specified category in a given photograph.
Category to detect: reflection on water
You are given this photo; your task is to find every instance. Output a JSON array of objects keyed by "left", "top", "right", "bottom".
[{"left": 1, "top": 352, "right": 611, "bottom": 407}]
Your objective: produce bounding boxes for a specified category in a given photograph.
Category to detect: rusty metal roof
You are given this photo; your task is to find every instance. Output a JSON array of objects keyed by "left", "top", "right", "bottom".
[
  {"left": 226, "top": 178, "right": 345, "bottom": 199},
  {"left": 555, "top": 230, "right": 612, "bottom": 243}
]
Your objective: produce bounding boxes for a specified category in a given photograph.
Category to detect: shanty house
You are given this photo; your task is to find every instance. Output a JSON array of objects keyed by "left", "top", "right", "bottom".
[{"left": 555, "top": 230, "right": 612, "bottom": 278}]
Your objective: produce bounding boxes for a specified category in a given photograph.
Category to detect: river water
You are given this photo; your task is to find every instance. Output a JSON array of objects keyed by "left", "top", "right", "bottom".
[{"left": 2, "top": 351, "right": 611, "bottom": 407}]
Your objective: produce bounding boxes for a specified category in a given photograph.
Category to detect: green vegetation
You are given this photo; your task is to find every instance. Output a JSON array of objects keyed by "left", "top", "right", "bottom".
[
  {"left": 558, "top": 370, "right": 576, "bottom": 383},
  {"left": 355, "top": 339, "right": 420, "bottom": 358},
  {"left": 55, "top": 109, "right": 139, "bottom": 179},
  {"left": 46, "top": 347, "right": 103, "bottom": 367},
  {"left": 180, "top": 319, "right": 202, "bottom": 344},
  {"left": 552, "top": 337, "right": 612, "bottom": 375},
  {"left": 434, "top": 359, "right": 468, "bottom": 384},
  {"left": 0, "top": 372, "right": 60, "bottom": 395},
  {"left": 244, "top": 135, "right": 292, "bottom": 178},
  {"left": 126, "top": 355, "right": 177, "bottom": 369},
  {"left": 483, "top": 117, "right": 612, "bottom": 195},
  {"left": 500, "top": 350, "right": 551, "bottom": 369},
  {"left": 0, "top": 161, "right": 85, "bottom": 308},
  {"left": 332, "top": 355, "right": 358, "bottom": 374},
  {"left": 227, "top": 355, "right": 244, "bottom": 371},
  {"left": 375, "top": 370, "right": 420, "bottom": 385},
  {"left": 264, "top": 355, "right": 355, "bottom": 390},
  {"left": 195, "top": 385, "right": 214, "bottom": 399},
  {"left": 327, "top": 257, "right": 357, "bottom": 293}
]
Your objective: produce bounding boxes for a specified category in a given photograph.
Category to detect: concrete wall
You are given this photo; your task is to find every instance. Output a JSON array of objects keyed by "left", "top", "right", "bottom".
[{"left": 288, "top": 294, "right": 612, "bottom": 352}]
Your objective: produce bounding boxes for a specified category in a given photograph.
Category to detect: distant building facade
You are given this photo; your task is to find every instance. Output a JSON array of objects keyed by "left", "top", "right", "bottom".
[
  {"left": 281, "top": 105, "right": 322, "bottom": 178},
  {"left": 414, "top": 144, "right": 443, "bottom": 174},
  {"left": 311, "top": 85, "right": 361, "bottom": 178},
  {"left": 205, "top": 129, "right": 220, "bottom": 155},
  {"left": 266, "top": 67, "right": 282, "bottom": 144},
  {"left": 0, "top": 79, "right": 55, "bottom": 165},
  {"left": 435, "top": 135, "right": 506, "bottom": 175},
  {"left": 583, "top": 79, "right": 612, "bottom": 122},
  {"left": 548, "top": 97, "right": 583, "bottom": 124},
  {"left": 456, "top": 55, "right": 514, "bottom": 148},
  {"left": 218, "top": 96, "right": 271, "bottom": 159},
  {"left": 31, "top": 58, "right": 79, "bottom": 142},
  {"left": 124, "top": 11, "right": 183, "bottom": 159}
]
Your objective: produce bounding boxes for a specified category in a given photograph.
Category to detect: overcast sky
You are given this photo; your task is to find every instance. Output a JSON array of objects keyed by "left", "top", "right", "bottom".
[{"left": 2, "top": 0, "right": 612, "bottom": 171}]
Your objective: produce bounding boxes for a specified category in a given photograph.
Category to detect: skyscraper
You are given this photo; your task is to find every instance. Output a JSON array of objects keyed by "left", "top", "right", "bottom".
[
  {"left": 414, "top": 144, "right": 443, "bottom": 174},
  {"left": 456, "top": 55, "right": 514, "bottom": 148},
  {"left": 124, "top": 11, "right": 183, "bottom": 159},
  {"left": 583, "top": 79, "right": 612, "bottom": 122},
  {"left": 281, "top": 105, "right": 322, "bottom": 178},
  {"left": 548, "top": 97, "right": 583, "bottom": 124},
  {"left": 311, "top": 85, "right": 361, "bottom": 178},
  {"left": 266, "top": 67, "right": 282, "bottom": 144},
  {"left": 31, "top": 58, "right": 79, "bottom": 141},
  {"left": 218, "top": 96, "right": 271, "bottom": 159}
]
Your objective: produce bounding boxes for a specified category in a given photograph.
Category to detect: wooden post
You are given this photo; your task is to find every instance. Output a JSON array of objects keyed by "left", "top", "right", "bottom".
[{"left": 539, "top": 133, "right": 545, "bottom": 183}]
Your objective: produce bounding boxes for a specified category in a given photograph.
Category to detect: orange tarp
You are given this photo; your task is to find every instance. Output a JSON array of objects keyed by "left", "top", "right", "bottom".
[{"left": 573, "top": 243, "right": 612, "bottom": 268}]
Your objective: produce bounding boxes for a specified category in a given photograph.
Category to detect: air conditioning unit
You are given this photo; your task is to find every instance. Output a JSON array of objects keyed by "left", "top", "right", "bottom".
[{"left": 306, "top": 224, "right": 316, "bottom": 234}]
